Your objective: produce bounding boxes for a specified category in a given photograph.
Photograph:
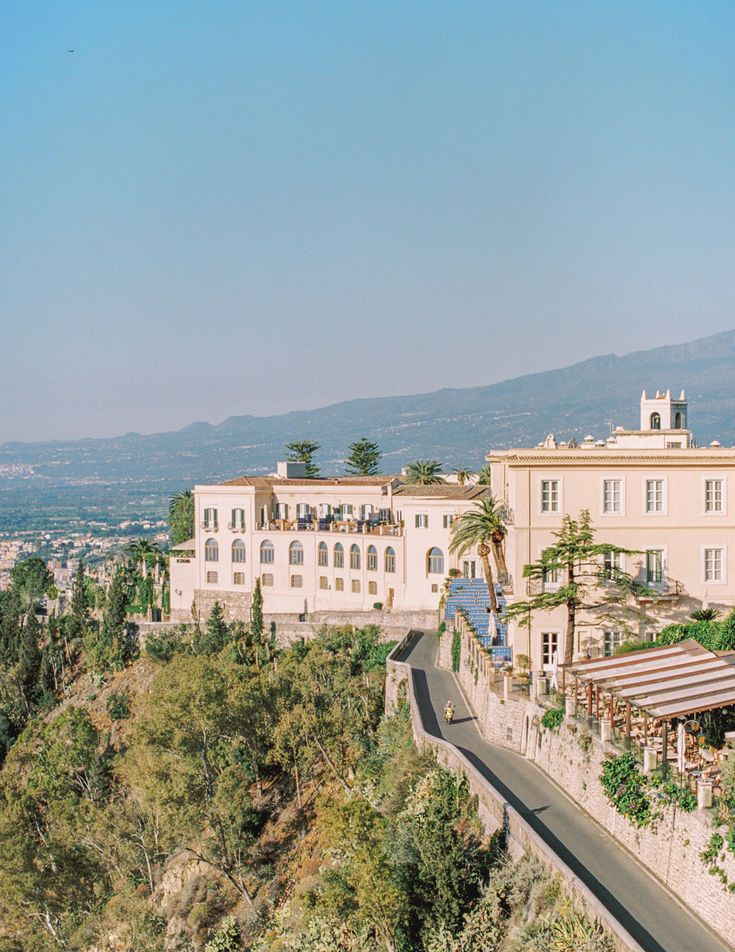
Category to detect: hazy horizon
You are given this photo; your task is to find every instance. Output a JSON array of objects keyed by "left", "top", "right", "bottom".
[{"left": 3, "top": 2, "right": 735, "bottom": 442}]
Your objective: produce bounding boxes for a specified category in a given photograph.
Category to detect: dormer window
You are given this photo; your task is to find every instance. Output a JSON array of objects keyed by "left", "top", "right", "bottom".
[{"left": 650, "top": 412, "right": 661, "bottom": 430}]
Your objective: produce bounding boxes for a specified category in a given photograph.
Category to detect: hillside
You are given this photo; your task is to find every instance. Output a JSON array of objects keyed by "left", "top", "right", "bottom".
[
  {"left": 0, "top": 581, "right": 614, "bottom": 951},
  {"left": 2, "top": 329, "right": 735, "bottom": 503}
]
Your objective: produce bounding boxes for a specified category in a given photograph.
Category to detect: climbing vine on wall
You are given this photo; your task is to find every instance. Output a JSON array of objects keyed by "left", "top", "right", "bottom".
[
  {"left": 600, "top": 753, "right": 656, "bottom": 828},
  {"left": 451, "top": 629, "right": 461, "bottom": 673}
]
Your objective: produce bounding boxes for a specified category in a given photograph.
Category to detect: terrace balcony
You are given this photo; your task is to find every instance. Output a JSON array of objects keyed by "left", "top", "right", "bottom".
[{"left": 255, "top": 517, "right": 403, "bottom": 536}]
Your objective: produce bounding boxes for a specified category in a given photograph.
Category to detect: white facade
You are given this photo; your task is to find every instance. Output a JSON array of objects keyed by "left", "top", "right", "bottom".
[
  {"left": 170, "top": 472, "right": 488, "bottom": 623},
  {"left": 490, "top": 389, "right": 735, "bottom": 671}
]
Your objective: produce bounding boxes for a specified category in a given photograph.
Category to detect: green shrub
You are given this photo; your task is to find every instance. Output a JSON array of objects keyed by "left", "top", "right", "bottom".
[
  {"left": 437, "top": 621, "right": 447, "bottom": 639},
  {"left": 145, "top": 627, "right": 188, "bottom": 663},
  {"left": 600, "top": 753, "right": 655, "bottom": 827},
  {"left": 659, "top": 780, "right": 697, "bottom": 812},
  {"left": 106, "top": 690, "right": 130, "bottom": 721},
  {"left": 541, "top": 707, "right": 565, "bottom": 731},
  {"left": 204, "top": 916, "right": 241, "bottom": 951},
  {"left": 451, "top": 629, "right": 461, "bottom": 672}
]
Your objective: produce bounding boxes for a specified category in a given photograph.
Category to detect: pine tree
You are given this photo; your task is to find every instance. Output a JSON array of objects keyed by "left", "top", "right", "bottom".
[
  {"left": 98, "top": 569, "right": 136, "bottom": 670},
  {"left": 345, "top": 437, "right": 382, "bottom": 476},
  {"left": 17, "top": 614, "right": 42, "bottom": 714},
  {"left": 285, "top": 440, "right": 321, "bottom": 478},
  {"left": 71, "top": 560, "right": 88, "bottom": 620},
  {"left": 196, "top": 602, "right": 230, "bottom": 655}
]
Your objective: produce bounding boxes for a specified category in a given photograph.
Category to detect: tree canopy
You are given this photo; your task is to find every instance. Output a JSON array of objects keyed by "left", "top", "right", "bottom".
[{"left": 345, "top": 437, "right": 382, "bottom": 476}]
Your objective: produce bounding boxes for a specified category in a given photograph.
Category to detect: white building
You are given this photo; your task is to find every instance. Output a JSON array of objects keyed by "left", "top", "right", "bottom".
[
  {"left": 489, "top": 389, "right": 735, "bottom": 670},
  {"left": 169, "top": 462, "right": 491, "bottom": 623}
]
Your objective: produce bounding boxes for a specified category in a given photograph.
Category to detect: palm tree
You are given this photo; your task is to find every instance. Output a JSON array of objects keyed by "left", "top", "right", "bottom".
[
  {"left": 449, "top": 497, "right": 509, "bottom": 614},
  {"left": 125, "top": 539, "right": 161, "bottom": 578},
  {"left": 477, "top": 465, "right": 492, "bottom": 486},
  {"left": 454, "top": 469, "right": 475, "bottom": 487},
  {"left": 169, "top": 488, "right": 195, "bottom": 544},
  {"left": 405, "top": 459, "right": 446, "bottom": 485}
]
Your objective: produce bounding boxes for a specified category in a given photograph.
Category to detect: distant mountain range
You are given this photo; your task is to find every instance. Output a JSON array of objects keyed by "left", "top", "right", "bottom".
[{"left": 3, "top": 329, "right": 735, "bottom": 493}]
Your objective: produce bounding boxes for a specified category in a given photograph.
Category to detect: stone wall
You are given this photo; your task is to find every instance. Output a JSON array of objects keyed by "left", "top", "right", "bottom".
[{"left": 439, "top": 620, "right": 735, "bottom": 949}]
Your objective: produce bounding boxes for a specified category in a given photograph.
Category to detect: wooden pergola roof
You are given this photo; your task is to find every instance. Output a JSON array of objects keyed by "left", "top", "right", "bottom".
[{"left": 569, "top": 640, "right": 735, "bottom": 720}]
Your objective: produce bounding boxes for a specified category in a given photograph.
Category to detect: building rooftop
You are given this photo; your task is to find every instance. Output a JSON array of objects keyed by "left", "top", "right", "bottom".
[
  {"left": 393, "top": 484, "right": 492, "bottom": 499},
  {"left": 220, "top": 475, "right": 397, "bottom": 488}
]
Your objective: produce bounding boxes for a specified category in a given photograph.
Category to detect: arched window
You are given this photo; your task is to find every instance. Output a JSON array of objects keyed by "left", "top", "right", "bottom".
[
  {"left": 231, "top": 539, "right": 246, "bottom": 563},
  {"left": 289, "top": 541, "right": 304, "bottom": 565},
  {"left": 650, "top": 412, "right": 661, "bottom": 430},
  {"left": 205, "top": 538, "right": 219, "bottom": 562},
  {"left": 674, "top": 411, "right": 683, "bottom": 429},
  {"left": 367, "top": 545, "right": 378, "bottom": 571},
  {"left": 384, "top": 546, "right": 396, "bottom": 573},
  {"left": 427, "top": 547, "right": 444, "bottom": 575},
  {"left": 260, "top": 540, "right": 274, "bottom": 564},
  {"left": 318, "top": 541, "right": 328, "bottom": 567},
  {"left": 334, "top": 543, "right": 344, "bottom": 568},
  {"left": 350, "top": 544, "right": 361, "bottom": 570}
]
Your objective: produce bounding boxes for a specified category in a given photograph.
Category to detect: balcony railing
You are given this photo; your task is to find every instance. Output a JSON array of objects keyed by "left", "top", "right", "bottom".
[
  {"left": 636, "top": 578, "right": 685, "bottom": 601},
  {"left": 200, "top": 522, "right": 218, "bottom": 532},
  {"left": 255, "top": 518, "right": 402, "bottom": 536}
]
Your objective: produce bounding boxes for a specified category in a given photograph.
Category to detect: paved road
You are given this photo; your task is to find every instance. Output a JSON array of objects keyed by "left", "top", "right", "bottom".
[{"left": 400, "top": 632, "right": 732, "bottom": 952}]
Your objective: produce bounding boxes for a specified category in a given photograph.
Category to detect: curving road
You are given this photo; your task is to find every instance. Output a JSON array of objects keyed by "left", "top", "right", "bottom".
[{"left": 399, "top": 632, "right": 732, "bottom": 952}]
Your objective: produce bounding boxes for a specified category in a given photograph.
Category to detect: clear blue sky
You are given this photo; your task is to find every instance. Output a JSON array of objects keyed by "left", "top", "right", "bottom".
[{"left": 2, "top": 1, "right": 735, "bottom": 441}]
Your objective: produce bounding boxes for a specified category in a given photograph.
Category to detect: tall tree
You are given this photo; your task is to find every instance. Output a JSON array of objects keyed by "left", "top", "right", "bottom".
[
  {"left": 345, "top": 437, "right": 382, "bottom": 476},
  {"left": 195, "top": 602, "right": 230, "bottom": 655},
  {"left": 449, "top": 497, "right": 510, "bottom": 614},
  {"left": 504, "top": 510, "right": 646, "bottom": 667},
  {"left": 96, "top": 569, "right": 136, "bottom": 670},
  {"left": 285, "top": 440, "right": 321, "bottom": 478},
  {"left": 404, "top": 460, "right": 445, "bottom": 485},
  {"left": 10, "top": 558, "right": 54, "bottom": 614},
  {"left": 168, "top": 488, "right": 195, "bottom": 544},
  {"left": 71, "top": 560, "right": 89, "bottom": 621}
]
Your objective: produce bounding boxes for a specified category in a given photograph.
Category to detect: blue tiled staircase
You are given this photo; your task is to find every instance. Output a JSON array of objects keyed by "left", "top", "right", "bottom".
[{"left": 444, "top": 577, "right": 512, "bottom": 665}]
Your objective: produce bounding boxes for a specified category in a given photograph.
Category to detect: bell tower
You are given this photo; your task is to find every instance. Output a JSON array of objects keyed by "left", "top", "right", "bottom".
[{"left": 640, "top": 389, "right": 687, "bottom": 431}]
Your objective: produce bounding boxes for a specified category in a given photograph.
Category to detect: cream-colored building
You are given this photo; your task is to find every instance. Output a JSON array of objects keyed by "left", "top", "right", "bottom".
[
  {"left": 489, "top": 389, "right": 735, "bottom": 671},
  {"left": 170, "top": 461, "right": 490, "bottom": 623}
]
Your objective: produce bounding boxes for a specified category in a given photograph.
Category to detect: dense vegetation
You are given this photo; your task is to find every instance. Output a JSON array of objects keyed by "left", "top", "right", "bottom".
[{"left": 0, "top": 557, "right": 612, "bottom": 951}]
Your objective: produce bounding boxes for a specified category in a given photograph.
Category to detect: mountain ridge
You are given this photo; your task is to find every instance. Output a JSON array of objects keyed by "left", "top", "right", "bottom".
[{"left": 3, "top": 329, "right": 735, "bottom": 490}]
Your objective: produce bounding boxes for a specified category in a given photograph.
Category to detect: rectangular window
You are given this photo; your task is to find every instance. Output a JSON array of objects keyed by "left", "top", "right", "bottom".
[
  {"left": 368, "top": 580, "right": 377, "bottom": 595},
  {"left": 443, "top": 514, "right": 455, "bottom": 529},
  {"left": 290, "top": 574, "right": 303, "bottom": 588},
  {"left": 340, "top": 504, "right": 353, "bottom": 518},
  {"left": 319, "top": 576, "right": 328, "bottom": 590},
  {"left": 604, "top": 630, "right": 625, "bottom": 657},
  {"left": 646, "top": 549, "right": 664, "bottom": 586},
  {"left": 431, "top": 583, "right": 439, "bottom": 593},
  {"left": 261, "top": 573, "right": 273, "bottom": 586},
  {"left": 462, "top": 560, "right": 476, "bottom": 579},
  {"left": 415, "top": 513, "right": 429, "bottom": 528},
  {"left": 203, "top": 507, "right": 218, "bottom": 529},
  {"left": 275, "top": 503, "right": 289, "bottom": 520},
  {"left": 230, "top": 508, "right": 245, "bottom": 529},
  {"left": 206, "top": 571, "right": 218, "bottom": 584},
  {"left": 602, "top": 479, "right": 622, "bottom": 514},
  {"left": 541, "top": 632, "right": 558, "bottom": 667},
  {"left": 646, "top": 479, "right": 664, "bottom": 513},
  {"left": 542, "top": 550, "right": 561, "bottom": 590},
  {"left": 233, "top": 572, "right": 245, "bottom": 585},
  {"left": 541, "top": 480, "right": 559, "bottom": 513},
  {"left": 705, "top": 547, "right": 723, "bottom": 583},
  {"left": 705, "top": 480, "right": 723, "bottom": 513},
  {"left": 351, "top": 579, "right": 361, "bottom": 593},
  {"left": 603, "top": 550, "right": 621, "bottom": 578},
  {"left": 335, "top": 577, "right": 344, "bottom": 591}
]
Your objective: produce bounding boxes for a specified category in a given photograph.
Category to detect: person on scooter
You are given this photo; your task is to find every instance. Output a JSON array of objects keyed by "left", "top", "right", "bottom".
[{"left": 444, "top": 700, "right": 455, "bottom": 724}]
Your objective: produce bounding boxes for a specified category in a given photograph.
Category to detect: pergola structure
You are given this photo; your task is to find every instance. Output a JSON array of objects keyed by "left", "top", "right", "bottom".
[{"left": 568, "top": 640, "right": 735, "bottom": 777}]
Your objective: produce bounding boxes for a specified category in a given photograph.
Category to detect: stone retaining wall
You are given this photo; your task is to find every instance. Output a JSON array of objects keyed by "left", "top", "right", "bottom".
[{"left": 441, "top": 620, "right": 735, "bottom": 949}]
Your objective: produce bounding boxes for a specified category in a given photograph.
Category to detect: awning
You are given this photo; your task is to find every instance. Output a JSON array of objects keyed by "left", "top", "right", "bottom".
[{"left": 569, "top": 640, "right": 735, "bottom": 720}]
